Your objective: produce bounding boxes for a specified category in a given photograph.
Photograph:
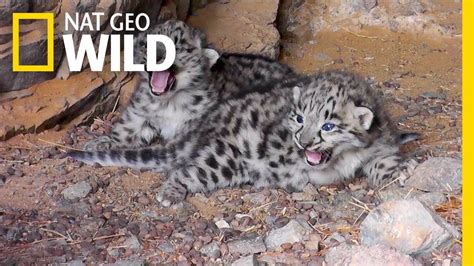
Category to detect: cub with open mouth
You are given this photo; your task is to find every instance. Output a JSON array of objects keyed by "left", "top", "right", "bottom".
[
  {"left": 148, "top": 66, "right": 176, "bottom": 96},
  {"left": 70, "top": 71, "right": 417, "bottom": 207},
  {"left": 82, "top": 20, "right": 296, "bottom": 152},
  {"left": 82, "top": 20, "right": 219, "bottom": 151}
]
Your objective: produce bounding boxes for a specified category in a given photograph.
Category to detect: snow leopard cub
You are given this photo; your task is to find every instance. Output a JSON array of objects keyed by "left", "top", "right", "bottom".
[
  {"left": 70, "top": 70, "right": 414, "bottom": 207},
  {"left": 84, "top": 20, "right": 295, "bottom": 151}
]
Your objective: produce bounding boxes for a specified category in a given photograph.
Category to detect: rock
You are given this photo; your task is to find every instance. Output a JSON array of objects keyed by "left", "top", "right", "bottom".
[
  {"left": 377, "top": 187, "right": 412, "bottom": 202},
  {"left": 0, "top": 69, "right": 133, "bottom": 140},
  {"left": 158, "top": 241, "right": 175, "bottom": 253},
  {"left": 378, "top": 187, "right": 447, "bottom": 207},
  {"left": 264, "top": 219, "right": 311, "bottom": 250},
  {"left": 228, "top": 235, "right": 266, "bottom": 255},
  {"left": 420, "top": 92, "right": 447, "bottom": 100},
  {"left": 61, "top": 181, "right": 92, "bottom": 200},
  {"left": 231, "top": 254, "right": 258, "bottom": 266},
  {"left": 137, "top": 196, "right": 150, "bottom": 205},
  {"left": 325, "top": 243, "right": 421, "bottom": 265},
  {"left": 291, "top": 184, "right": 317, "bottom": 201},
  {"left": 123, "top": 235, "right": 142, "bottom": 252},
  {"left": 360, "top": 199, "right": 457, "bottom": 255},
  {"left": 258, "top": 253, "right": 302, "bottom": 265},
  {"left": 188, "top": 0, "right": 281, "bottom": 59},
  {"left": 105, "top": 258, "right": 145, "bottom": 266},
  {"left": 406, "top": 157, "right": 462, "bottom": 192},
  {"left": 322, "top": 232, "right": 345, "bottom": 246},
  {"left": 201, "top": 241, "right": 221, "bottom": 258},
  {"left": 339, "top": 0, "right": 378, "bottom": 13},
  {"left": 314, "top": 52, "right": 331, "bottom": 62},
  {"left": 215, "top": 219, "right": 231, "bottom": 229},
  {"left": 305, "top": 233, "right": 321, "bottom": 251},
  {"left": 242, "top": 192, "right": 267, "bottom": 205},
  {"left": 65, "top": 260, "right": 85, "bottom": 266},
  {"left": 416, "top": 192, "right": 447, "bottom": 206},
  {"left": 388, "top": 0, "right": 425, "bottom": 16}
]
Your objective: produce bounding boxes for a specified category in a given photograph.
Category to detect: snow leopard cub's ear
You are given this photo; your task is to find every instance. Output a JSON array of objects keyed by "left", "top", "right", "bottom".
[
  {"left": 204, "top": 48, "right": 220, "bottom": 67},
  {"left": 354, "top": 106, "right": 374, "bottom": 130},
  {"left": 292, "top": 86, "right": 302, "bottom": 103}
]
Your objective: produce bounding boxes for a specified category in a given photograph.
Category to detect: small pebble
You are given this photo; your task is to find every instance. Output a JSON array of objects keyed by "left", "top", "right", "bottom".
[
  {"left": 138, "top": 196, "right": 150, "bottom": 205},
  {"left": 281, "top": 243, "right": 293, "bottom": 251}
]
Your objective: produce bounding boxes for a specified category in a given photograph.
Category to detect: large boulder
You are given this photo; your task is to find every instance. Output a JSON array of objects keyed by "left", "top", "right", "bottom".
[
  {"left": 187, "top": 0, "right": 281, "bottom": 59},
  {"left": 360, "top": 199, "right": 459, "bottom": 255}
]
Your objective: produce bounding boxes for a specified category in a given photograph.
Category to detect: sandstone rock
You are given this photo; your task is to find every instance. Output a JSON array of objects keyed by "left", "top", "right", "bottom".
[
  {"left": 0, "top": 69, "right": 134, "bottom": 141},
  {"left": 228, "top": 235, "right": 266, "bottom": 255},
  {"left": 360, "top": 199, "right": 457, "bottom": 255},
  {"left": 325, "top": 243, "right": 421, "bottom": 266},
  {"left": 388, "top": 0, "right": 425, "bottom": 16},
  {"left": 231, "top": 254, "right": 258, "bottom": 266},
  {"left": 339, "top": 0, "right": 378, "bottom": 14},
  {"left": 264, "top": 219, "right": 311, "bottom": 250},
  {"left": 258, "top": 253, "right": 302, "bottom": 265},
  {"left": 61, "top": 181, "right": 92, "bottom": 200},
  {"left": 278, "top": 0, "right": 456, "bottom": 39},
  {"left": 406, "top": 157, "right": 462, "bottom": 192},
  {"left": 304, "top": 233, "right": 321, "bottom": 251},
  {"left": 187, "top": 0, "right": 281, "bottom": 59},
  {"left": 242, "top": 192, "right": 267, "bottom": 205}
]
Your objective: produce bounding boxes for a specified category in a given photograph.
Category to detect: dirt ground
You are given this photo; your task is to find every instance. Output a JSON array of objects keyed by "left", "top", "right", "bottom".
[{"left": 0, "top": 2, "right": 462, "bottom": 265}]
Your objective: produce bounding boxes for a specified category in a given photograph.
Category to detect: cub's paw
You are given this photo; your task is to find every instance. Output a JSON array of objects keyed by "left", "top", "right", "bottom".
[
  {"left": 156, "top": 181, "right": 187, "bottom": 207},
  {"left": 83, "top": 136, "right": 114, "bottom": 151},
  {"left": 396, "top": 159, "right": 418, "bottom": 186}
]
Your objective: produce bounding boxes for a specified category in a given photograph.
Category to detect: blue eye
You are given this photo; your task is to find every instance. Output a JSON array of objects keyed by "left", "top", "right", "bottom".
[
  {"left": 296, "top": 115, "right": 304, "bottom": 123},
  {"left": 321, "top": 122, "right": 335, "bottom": 131}
]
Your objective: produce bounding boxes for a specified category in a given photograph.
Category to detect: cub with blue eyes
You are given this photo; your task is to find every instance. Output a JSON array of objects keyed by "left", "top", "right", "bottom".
[
  {"left": 69, "top": 71, "right": 416, "bottom": 207},
  {"left": 287, "top": 71, "right": 415, "bottom": 185}
]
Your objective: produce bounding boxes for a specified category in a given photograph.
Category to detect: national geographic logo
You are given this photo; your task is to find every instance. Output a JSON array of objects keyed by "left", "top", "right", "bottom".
[
  {"left": 12, "top": 12, "right": 176, "bottom": 73},
  {"left": 12, "top": 13, "right": 54, "bottom": 72}
]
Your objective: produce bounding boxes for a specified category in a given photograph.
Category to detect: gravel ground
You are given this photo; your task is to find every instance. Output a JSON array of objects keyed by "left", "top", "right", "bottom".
[{"left": 0, "top": 2, "right": 462, "bottom": 264}]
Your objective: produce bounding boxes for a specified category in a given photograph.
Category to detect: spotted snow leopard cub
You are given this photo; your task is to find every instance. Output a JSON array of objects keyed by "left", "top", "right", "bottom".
[
  {"left": 84, "top": 20, "right": 295, "bottom": 151},
  {"left": 70, "top": 70, "right": 415, "bottom": 207}
]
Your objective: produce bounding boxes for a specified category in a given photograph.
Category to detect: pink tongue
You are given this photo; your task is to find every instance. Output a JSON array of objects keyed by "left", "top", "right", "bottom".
[
  {"left": 305, "top": 150, "right": 322, "bottom": 164},
  {"left": 150, "top": 71, "right": 170, "bottom": 93}
]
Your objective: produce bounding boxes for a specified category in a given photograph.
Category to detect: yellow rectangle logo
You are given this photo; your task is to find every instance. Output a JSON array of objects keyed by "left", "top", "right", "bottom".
[{"left": 12, "top": 13, "right": 54, "bottom": 72}]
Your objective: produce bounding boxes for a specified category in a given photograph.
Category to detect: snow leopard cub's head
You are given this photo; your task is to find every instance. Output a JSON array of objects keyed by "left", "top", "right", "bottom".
[
  {"left": 287, "top": 72, "right": 378, "bottom": 169},
  {"left": 134, "top": 20, "right": 219, "bottom": 96}
]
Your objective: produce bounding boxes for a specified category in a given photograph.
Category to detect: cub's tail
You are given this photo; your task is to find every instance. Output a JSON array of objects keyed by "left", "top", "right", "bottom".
[{"left": 68, "top": 147, "right": 172, "bottom": 170}]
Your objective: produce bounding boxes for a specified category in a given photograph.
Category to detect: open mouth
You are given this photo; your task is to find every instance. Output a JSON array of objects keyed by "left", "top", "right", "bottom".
[
  {"left": 304, "top": 149, "right": 332, "bottom": 166},
  {"left": 149, "top": 69, "right": 176, "bottom": 96}
]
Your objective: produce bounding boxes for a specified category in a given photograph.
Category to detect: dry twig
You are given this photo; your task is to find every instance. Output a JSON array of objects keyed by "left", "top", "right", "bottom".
[{"left": 37, "top": 138, "right": 83, "bottom": 151}]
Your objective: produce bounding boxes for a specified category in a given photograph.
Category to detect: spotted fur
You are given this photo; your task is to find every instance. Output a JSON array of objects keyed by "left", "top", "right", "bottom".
[
  {"left": 70, "top": 71, "right": 414, "bottom": 207},
  {"left": 84, "top": 20, "right": 295, "bottom": 151}
]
